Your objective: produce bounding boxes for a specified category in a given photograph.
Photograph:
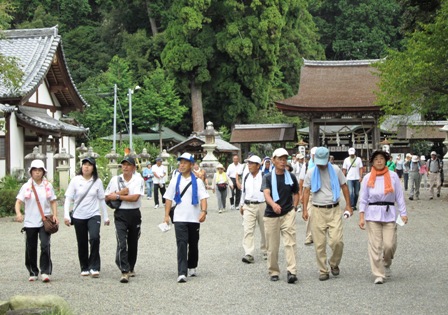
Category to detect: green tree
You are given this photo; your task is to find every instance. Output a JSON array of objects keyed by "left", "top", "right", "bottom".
[{"left": 375, "top": 0, "right": 448, "bottom": 119}]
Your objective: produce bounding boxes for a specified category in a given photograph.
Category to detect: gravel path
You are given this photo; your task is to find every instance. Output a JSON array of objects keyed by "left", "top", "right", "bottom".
[{"left": 0, "top": 187, "right": 447, "bottom": 315}]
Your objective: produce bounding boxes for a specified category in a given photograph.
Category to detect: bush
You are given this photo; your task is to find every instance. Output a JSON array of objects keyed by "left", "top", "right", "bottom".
[{"left": 0, "top": 189, "right": 19, "bottom": 217}]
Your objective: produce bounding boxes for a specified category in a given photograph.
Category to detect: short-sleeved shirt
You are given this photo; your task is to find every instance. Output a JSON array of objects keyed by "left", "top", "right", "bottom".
[
  {"left": 261, "top": 172, "right": 299, "bottom": 217},
  {"left": 16, "top": 180, "right": 57, "bottom": 228},
  {"left": 152, "top": 164, "right": 167, "bottom": 184},
  {"left": 303, "top": 164, "right": 346, "bottom": 205},
  {"left": 65, "top": 176, "right": 106, "bottom": 220},
  {"left": 226, "top": 163, "right": 242, "bottom": 179},
  {"left": 240, "top": 171, "right": 265, "bottom": 206},
  {"left": 342, "top": 156, "right": 363, "bottom": 180},
  {"left": 164, "top": 174, "right": 209, "bottom": 223},
  {"left": 105, "top": 174, "right": 145, "bottom": 209}
]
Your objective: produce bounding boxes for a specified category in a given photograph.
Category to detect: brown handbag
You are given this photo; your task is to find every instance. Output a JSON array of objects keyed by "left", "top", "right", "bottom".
[{"left": 31, "top": 182, "right": 59, "bottom": 234}]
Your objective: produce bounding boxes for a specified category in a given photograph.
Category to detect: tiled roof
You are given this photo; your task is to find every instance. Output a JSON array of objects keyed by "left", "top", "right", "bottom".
[
  {"left": 0, "top": 26, "right": 87, "bottom": 109},
  {"left": 230, "top": 124, "right": 297, "bottom": 143},
  {"left": 275, "top": 59, "right": 382, "bottom": 112},
  {"left": 0, "top": 103, "right": 16, "bottom": 114},
  {"left": 102, "top": 125, "right": 187, "bottom": 143},
  {"left": 15, "top": 105, "right": 88, "bottom": 136},
  {"left": 168, "top": 135, "right": 240, "bottom": 154}
]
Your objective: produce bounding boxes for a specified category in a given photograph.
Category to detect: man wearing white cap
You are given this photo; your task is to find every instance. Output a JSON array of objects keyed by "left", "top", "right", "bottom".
[
  {"left": 408, "top": 155, "right": 421, "bottom": 200},
  {"left": 342, "top": 148, "right": 363, "bottom": 210},
  {"left": 302, "top": 147, "right": 352, "bottom": 281},
  {"left": 427, "top": 151, "right": 442, "bottom": 199},
  {"left": 261, "top": 148, "right": 299, "bottom": 283},
  {"left": 239, "top": 155, "right": 267, "bottom": 264},
  {"left": 294, "top": 153, "right": 305, "bottom": 181}
]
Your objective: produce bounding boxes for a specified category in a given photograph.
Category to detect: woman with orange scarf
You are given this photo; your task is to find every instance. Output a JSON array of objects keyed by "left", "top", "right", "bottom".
[{"left": 358, "top": 150, "right": 408, "bottom": 284}]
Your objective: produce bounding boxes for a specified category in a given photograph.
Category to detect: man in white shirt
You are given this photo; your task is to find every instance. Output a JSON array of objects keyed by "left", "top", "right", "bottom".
[
  {"left": 226, "top": 154, "right": 243, "bottom": 209},
  {"left": 294, "top": 153, "right": 305, "bottom": 180},
  {"left": 239, "top": 155, "right": 266, "bottom": 264},
  {"left": 163, "top": 153, "right": 209, "bottom": 283},
  {"left": 105, "top": 156, "right": 145, "bottom": 283},
  {"left": 342, "top": 148, "right": 363, "bottom": 210},
  {"left": 152, "top": 157, "right": 167, "bottom": 208}
]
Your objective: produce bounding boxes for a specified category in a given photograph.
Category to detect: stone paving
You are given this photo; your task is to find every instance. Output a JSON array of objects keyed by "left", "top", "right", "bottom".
[{"left": 0, "top": 187, "right": 447, "bottom": 314}]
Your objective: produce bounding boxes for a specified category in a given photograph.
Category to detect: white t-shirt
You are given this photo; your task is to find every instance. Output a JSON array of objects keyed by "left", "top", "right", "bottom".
[
  {"left": 64, "top": 176, "right": 109, "bottom": 221},
  {"left": 240, "top": 171, "right": 265, "bottom": 206},
  {"left": 342, "top": 156, "right": 363, "bottom": 180},
  {"left": 105, "top": 174, "right": 145, "bottom": 209},
  {"left": 152, "top": 164, "right": 167, "bottom": 184},
  {"left": 226, "top": 163, "right": 242, "bottom": 179},
  {"left": 164, "top": 174, "right": 209, "bottom": 223},
  {"left": 16, "top": 179, "right": 57, "bottom": 228}
]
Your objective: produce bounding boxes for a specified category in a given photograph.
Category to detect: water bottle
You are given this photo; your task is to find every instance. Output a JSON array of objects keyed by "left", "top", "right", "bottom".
[{"left": 343, "top": 210, "right": 351, "bottom": 219}]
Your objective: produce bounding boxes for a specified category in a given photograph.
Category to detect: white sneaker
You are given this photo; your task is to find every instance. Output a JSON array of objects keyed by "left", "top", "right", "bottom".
[
  {"left": 90, "top": 269, "right": 100, "bottom": 278},
  {"left": 385, "top": 267, "right": 391, "bottom": 278},
  {"left": 154, "top": 204, "right": 159, "bottom": 209},
  {"left": 236, "top": 206, "right": 240, "bottom": 210},
  {"left": 188, "top": 268, "right": 197, "bottom": 277},
  {"left": 177, "top": 275, "right": 187, "bottom": 283},
  {"left": 149, "top": 197, "right": 152, "bottom": 200},
  {"left": 41, "top": 274, "right": 50, "bottom": 282},
  {"left": 230, "top": 205, "right": 235, "bottom": 210},
  {"left": 218, "top": 209, "right": 222, "bottom": 214},
  {"left": 147, "top": 196, "right": 150, "bottom": 200},
  {"left": 81, "top": 271, "right": 90, "bottom": 276},
  {"left": 374, "top": 277, "right": 384, "bottom": 284},
  {"left": 28, "top": 276, "right": 38, "bottom": 282}
]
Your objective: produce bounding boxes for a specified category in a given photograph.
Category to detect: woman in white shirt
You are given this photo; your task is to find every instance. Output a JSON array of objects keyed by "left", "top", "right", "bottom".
[
  {"left": 15, "top": 159, "right": 58, "bottom": 282},
  {"left": 64, "top": 157, "right": 110, "bottom": 278}
]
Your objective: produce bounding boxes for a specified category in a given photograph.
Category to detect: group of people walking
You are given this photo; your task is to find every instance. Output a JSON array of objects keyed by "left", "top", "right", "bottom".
[{"left": 15, "top": 145, "right": 416, "bottom": 285}]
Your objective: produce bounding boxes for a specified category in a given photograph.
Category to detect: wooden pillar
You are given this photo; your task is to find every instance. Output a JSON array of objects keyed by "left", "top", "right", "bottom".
[
  {"left": 372, "top": 118, "right": 381, "bottom": 151},
  {"left": 309, "top": 118, "right": 320, "bottom": 148}
]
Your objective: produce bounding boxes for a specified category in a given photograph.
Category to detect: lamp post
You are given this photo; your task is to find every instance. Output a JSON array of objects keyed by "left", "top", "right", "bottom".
[{"left": 128, "top": 85, "right": 141, "bottom": 152}]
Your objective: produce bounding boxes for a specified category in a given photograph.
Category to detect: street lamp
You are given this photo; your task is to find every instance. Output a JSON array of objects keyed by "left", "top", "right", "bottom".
[{"left": 128, "top": 85, "right": 141, "bottom": 152}]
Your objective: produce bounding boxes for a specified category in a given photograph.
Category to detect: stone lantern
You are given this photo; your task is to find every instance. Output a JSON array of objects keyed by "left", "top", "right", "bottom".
[
  {"left": 200, "top": 122, "right": 219, "bottom": 184},
  {"left": 439, "top": 124, "right": 448, "bottom": 186},
  {"left": 296, "top": 139, "right": 308, "bottom": 157},
  {"left": 53, "top": 148, "right": 73, "bottom": 190},
  {"left": 160, "top": 149, "right": 171, "bottom": 181},
  {"left": 105, "top": 149, "right": 121, "bottom": 177},
  {"left": 79, "top": 147, "right": 100, "bottom": 168},
  {"left": 379, "top": 139, "right": 391, "bottom": 153},
  {"left": 138, "top": 148, "right": 151, "bottom": 166}
]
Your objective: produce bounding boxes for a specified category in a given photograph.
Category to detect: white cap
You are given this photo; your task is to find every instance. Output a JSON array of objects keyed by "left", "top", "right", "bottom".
[
  {"left": 246, "top": 155, "right": 262, "bottom": 164},
  {"left": 177, "top": 152, "right": 195, "bottom": 163},
  {"left": 431, "top": 151, "right": 437, "bottom": 156},
  {"left": 348, "top": 147, "right": 356, "bottom": 155},
  {"left": 420, "top": 155, "right": 426, "bottom": 161},
  {"left": 272, "top": 148, "right": 289, "bottom": 158},
  {"left": 28, "top": 159, "right": 47, "bottom": 174},
  {"left": 310, "top": 147, "right": 317, "bottom": 155}
]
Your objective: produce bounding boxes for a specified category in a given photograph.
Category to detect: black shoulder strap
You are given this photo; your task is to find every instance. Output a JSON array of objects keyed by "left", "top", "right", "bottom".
[
  {"left": 180, "top": 182, "right": 192, "bottom": 198},
  {"left": 243, "top": 173, "right": 250, "bottom": 193},
  {"left": 72, "top": 178, "right": 97, "bottom": 215}
]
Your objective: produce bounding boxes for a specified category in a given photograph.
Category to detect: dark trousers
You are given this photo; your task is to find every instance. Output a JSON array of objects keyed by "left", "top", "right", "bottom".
[
  {"left": 403, "top": 173, "right": 409, "bottom": 190},
  {"left": 114, "top": 209, "right": 141, "bottom": 273},
  {"left": 73, "top": 215, "right": 101, "bottom": 272},
  {"left": 25, "top": 227, "right": 52, "bottom": 276},
  {"left": 174, "top": 222, "right": 200, "bottom": 276},
  {"left": 229, "top": 177, "right": 241, "bottom": 207},
  {"left": 154, "top": 183, "right": 166, "bottom": 206}
]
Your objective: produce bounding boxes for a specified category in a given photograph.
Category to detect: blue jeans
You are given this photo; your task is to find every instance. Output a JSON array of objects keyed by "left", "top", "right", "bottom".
[
  {"left": 146, "top": 181, "right": 153, "bottom": 198},
  {"left": 347, "top": 180, "right": 360, "bottom": 209}
]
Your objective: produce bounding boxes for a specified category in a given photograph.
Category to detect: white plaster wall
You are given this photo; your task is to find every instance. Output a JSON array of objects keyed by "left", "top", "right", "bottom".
[
  {"left": 10, "top": 113, "right": 25, "bottom": 174},
  {"left": 29, "top": 84, "right": 54, "bottom": 106},
  {"left": 60, "top": 136, "right": 77, "bottom": 178},
  {"left": 0, "top": 160, "right": 6, "bottom": 178}
]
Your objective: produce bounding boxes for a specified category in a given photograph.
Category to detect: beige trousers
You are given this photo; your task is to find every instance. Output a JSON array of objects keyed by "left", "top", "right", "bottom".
[
  {"left": 263, "top": 210, "right": 297, "bottom": 276},
  {"left": 242, "top": 203, "right": 267, "bottom": 257},
  {"left": 305, "top": 195, "right": 313, "bottom": 242},
  {"left": 366, "top": 221, "right": 397, "bottom": 278},
  {"left": 310, "top": 205, "right": 344, "bottom": 275},
  {"left": 428, "top": 172, "right": 441, "bottom": 198}
]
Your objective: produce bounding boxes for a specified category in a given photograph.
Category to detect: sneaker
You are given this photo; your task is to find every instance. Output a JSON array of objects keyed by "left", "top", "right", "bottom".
[
  {"left": 236, "top": 206, "right": 240, "bottom": 211},
  {"left": 230, "top": 205, "right": 235, "bottom": 210},
  {"left": 129, "top": 270, "right": 136, "bottom": 277},
  {"left": 90, "top": 270, "right": 100, "bottom": 278},
  {"left": 120, "top": 273, "right": 129, "bottom": 283},
  {"left": 147, "top": 196, "right": 150, "bottom": 200},
  {"left": 242, "top": 254, "right": 254, "bottom": 264},
  {"left": 149, "top": 197, "right": 152, "bottom": 199},
  {"left": 270, "top": 275, "right": 279, "bottom": 282},
  {"left": 177, "top": 275, "right": 187, "bottom": 283},
  {"left": 41, "top": 274, "right": 50, "bottom": 283},
  {"left": 330, "top": 266, "right": 340, "bottom": 276},
  {"left": 188, "top": 268, "right": 197, "bottom": 277},
  {"left": 374, "top": 277, "right": 384, "bottom": 284},
  {"left": 287, "top": 271, "right": 298, "bottom": 284},
  {"left": 218, "top": 209, "right": 222, "bottom": 214},
  {"left": 319, "top": 273, "right": 329, "bottom": 281},
  {"left": 28, "top": 276, "right": 38, "bottom": 282},
  {"left": 80, "top": 270, "right": 90, "bottom": 276},
  {"left": 430, "top": 196, "right": 433, "bottom": 200},
  {"left": 304, "top": 240, "right": 313, "bottom": 246},
  {"left": 409, "top": 196, "right": 413, "bottom": 200},
  {"left": 154, "top": 204, "right": 159, "bottom": 209},
  {"left": 263, "top": 253, "right": 268, "bottom": 260},
  {"left": 437, "top": 193, "right": 440, "bottom": 197},
  {"left": 385, "top": 267, "right": 391, "bottom": 278}
]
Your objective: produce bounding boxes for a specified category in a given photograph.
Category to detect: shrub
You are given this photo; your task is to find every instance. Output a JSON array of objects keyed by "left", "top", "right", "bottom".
[{"left": 0, "top": 189, "right": 19, "bottom": 217}]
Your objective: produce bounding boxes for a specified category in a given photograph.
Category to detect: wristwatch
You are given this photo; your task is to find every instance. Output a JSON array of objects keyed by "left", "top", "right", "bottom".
[
  {"left": 116, "top": 194, "right": 120, "bottom": 200},
  {"left": 201, "top": 210, "right": 207, "bottom": 215}
]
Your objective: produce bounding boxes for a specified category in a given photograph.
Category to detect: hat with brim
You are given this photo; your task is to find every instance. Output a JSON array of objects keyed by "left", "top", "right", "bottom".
[
  {"left": 216, "top": 163, "right": 225, "bottom": 170},
  {"left": 246, "top": 155, "right": 262, "bottom": 164},
  {"left": 121, "top": 156, "right": 136, "bottom": 166},
  {"left": 369, "top": 150, "right": 390, "bottom": 164},
  {"left": 272, "top": 148, "right": 289, "bottom": 159},
  {"left": 431, "top": 151, "right": 437, "bottom": 156},
  {"left": 420, "top": 155, "right": 426, "bottom": 161},
  {"left": 411, "top": 155, "right": 419, "bottom": 163},
  {"left": 348, "top": 148, "right": 356, "bottom": 155},
  {"left": 177, "top": 152, "right": 195, "bottom": 163},
  {"left": 296, "top": 153, "right": 304, "bottom": 159},
  {"left": 314, "top": 147, "right": 330, "bottom": 166},
  {"left": 82, "top": 157, "right": 96, "bottom": 165},
  {"left": 29, "top": 159, "right": 47, "bottom": 175}
]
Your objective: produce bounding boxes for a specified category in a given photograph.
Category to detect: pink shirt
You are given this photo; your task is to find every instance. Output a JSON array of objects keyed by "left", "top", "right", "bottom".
[{"left": 359, "top": 170, "right": 407, "bottom": 222}]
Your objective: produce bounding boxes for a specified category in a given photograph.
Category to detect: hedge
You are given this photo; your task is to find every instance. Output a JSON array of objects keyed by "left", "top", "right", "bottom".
[{"left": 0, "top": 189, "right": 19, "bottom": 217}]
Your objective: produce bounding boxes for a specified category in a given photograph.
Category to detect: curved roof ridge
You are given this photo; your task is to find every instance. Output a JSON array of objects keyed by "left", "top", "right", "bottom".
[{"left": 303, "top": 59, "right": 382, "bottom": 67}]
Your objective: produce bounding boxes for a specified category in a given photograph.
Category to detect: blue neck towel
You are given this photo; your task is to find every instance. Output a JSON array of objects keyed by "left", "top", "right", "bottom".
[
  {"left": 271, "top": 168, "right": 294, "bottom": 202},
  {"left": 310, "top": 163, "right": 340, "bottom": 202},
  {"left": 174, "top": 172, "right": 199, "bottom": 205}
]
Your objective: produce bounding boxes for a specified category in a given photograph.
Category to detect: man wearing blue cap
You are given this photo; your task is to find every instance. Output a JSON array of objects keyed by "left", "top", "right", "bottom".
[
  {"left": 163, "top": 153, "right": 209, "bottom": 283},
  {"left": 302, "top": 147, "right": 352, "bottom": 281},
  {"left": 105, "top": 156, "right": 145, "bottom": 283}
]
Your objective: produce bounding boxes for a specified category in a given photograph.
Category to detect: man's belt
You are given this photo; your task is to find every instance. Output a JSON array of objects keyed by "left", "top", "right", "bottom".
[
  {"left": 368, "top": 202, "right": 394, "bottom": 206},
  {"left": 312, "top": 202, "right": 339, "bottom": 209},
  {"left": 244, "top": 200, "right": 264, "bottom": 205}
]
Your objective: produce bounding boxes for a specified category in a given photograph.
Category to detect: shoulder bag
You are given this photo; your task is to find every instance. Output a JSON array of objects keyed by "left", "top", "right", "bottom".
[
  {"left": 169, "top": 182, "right": 192, "bottom": 223},
  {"left": 106, "top": 176, "right": 124, "bottom": 209},
  {"left": 31, "top": 183, "right": 58, "bottom": 234},
  {"left": 69, "top": 178, "right": 97, "bottom": 221}
]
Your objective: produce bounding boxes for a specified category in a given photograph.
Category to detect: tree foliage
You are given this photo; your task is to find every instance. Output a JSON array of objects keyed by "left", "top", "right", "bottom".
[{"left": 375, "top": 0, "right": 448, "bottom": 119}]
